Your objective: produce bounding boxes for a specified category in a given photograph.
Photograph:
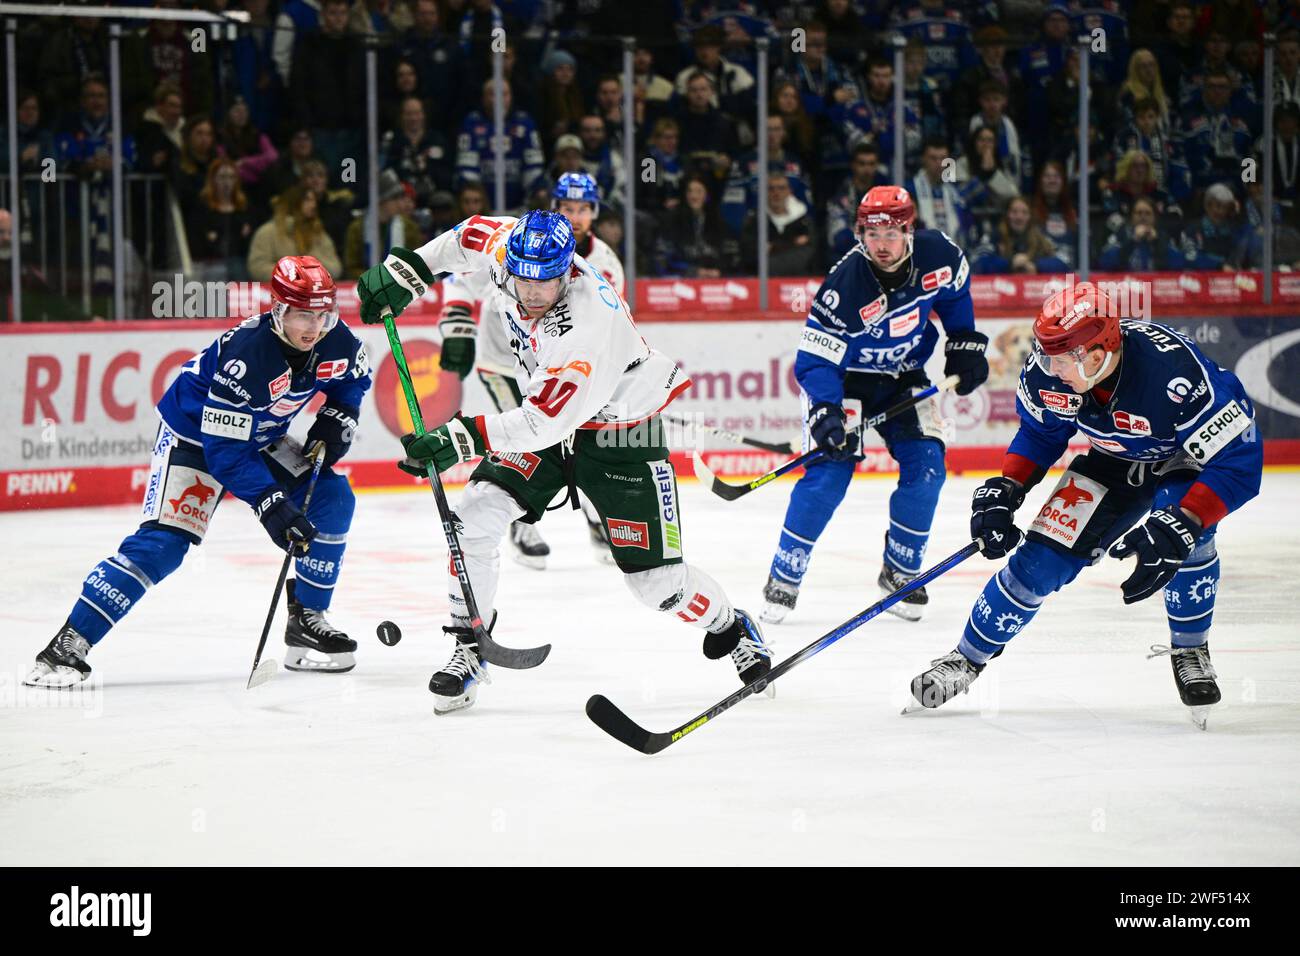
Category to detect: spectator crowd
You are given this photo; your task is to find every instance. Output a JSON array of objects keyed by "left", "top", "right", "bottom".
[{"left": 5, "top": 0, "right": 1300, "bottom": 303}]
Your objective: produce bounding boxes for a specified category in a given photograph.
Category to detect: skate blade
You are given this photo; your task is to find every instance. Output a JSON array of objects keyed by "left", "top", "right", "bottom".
[
  {"left": 900, "top": 700, "right": 927, "bottom": 715},
  {"left": 511, "top": 551, "right": 547, "bottom": 571},
  {"left": 23, "top": 662, "right": 89, "bottom": 689},
  {"left": 1188, "top": 705, "right": 1214, "bottom": 731},
  {"left": 283, "top": 649, "right": 356, "bottom": 674},
  {"left": 759, "top": 604, "right": 791, "bottom": 625},
  {"left": 246, "top": 658, "right": 277, "bottom": 689},
  {"left": 882, "top": 590, "right": 924, "bottom": 622},
  {"left": 433, "top": 684, "right": 478, "bottom": 715}
]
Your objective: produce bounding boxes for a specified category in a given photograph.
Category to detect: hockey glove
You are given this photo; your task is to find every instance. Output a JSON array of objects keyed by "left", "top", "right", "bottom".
[
  {"left": 254, "top": 486, "right": 318, "bottom": 553},
  {"left": 971, "top": 476, "right": 1025, "bottom": 559},
  {"left": 305, "top": 402, "right": 360, "bottom": 468},
  {"left": 1108, "top": 508, "right": 1198, "bottom": 604},
  {"left": 438, "top": 305, "right": 477, "bottom": 378},
  {"left": 357, "top": 246, "right": 435, "bottom": 324},
  {"left": 943, "top": 330, "right": 990, "bottom": 396},
  {"left": 808, "top": 403, "right": 860, "bottom": 462},
  {"left": 398, "top": 416, "right": 486, "bottom": 476}
]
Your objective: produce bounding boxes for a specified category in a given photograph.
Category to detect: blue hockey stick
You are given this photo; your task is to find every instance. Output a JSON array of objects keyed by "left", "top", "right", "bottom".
[{"left": 586, "top": 538, "right": 983, "bottom": 753}]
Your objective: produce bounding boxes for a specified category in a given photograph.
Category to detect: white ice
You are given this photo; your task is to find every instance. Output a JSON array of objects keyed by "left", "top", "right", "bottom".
[{"left": 2, "top": 471, "right": 1298, "bottom": 866}]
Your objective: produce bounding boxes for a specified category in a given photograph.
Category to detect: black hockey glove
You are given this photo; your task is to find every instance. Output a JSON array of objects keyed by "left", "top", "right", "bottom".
[
  {"left": 943, "top": 330, "right": 990, "bottom": 396},
  {"left": 438, "top": 306, "right": 477, "bottom": 379},
  {"left": 305, "top": 403, "right": 360, "bottom": 468},
  {"left": 971, "top": 476, "right": 1025, "bottom": 559},
  {"left": 254, "top": 486, "right": 318, "bottom": 553},
  {"left": 1108, "top": 508, "right": 1198, "bottom": 604},
  {"left": 808, "top": 402, "right": 860, "bottom": 462}
]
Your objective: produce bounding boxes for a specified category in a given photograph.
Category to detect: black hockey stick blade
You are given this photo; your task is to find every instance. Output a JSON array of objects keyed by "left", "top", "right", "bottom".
[
  {"left": 586, "top": 539, "right": 981, "bottom": 753},
  {"left": 691, "top": 376, "right": 959, "bottom": 502},
  {"left": 585, "top": 695, "right": 671, "bottom": 754}
]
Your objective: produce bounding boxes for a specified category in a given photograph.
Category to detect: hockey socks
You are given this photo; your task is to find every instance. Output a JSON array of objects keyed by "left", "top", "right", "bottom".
[
  {"left": 958, "top": 564, "right": 1044, "bottom": 665},
  {"left": 68, "top": 550, "right": 157, "bottom": 644},
  {"left": 1164, "top": 533, "right": 1219, "bottom": 641}
]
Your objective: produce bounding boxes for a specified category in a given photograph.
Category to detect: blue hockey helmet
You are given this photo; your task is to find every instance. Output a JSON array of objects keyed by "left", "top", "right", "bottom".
[
  {"left": 552, "top": 171, "right": 601, "bottom": 215},
  {"left": 503, "top": 210, "right": 576, "bottom": 281}
]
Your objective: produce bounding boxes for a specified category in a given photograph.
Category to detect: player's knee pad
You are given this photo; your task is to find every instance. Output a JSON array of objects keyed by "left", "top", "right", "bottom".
[
  {"left": 893, "top": 439, "right": 946, "bottom": 489},
  {"left": 304, "top": 470, "right": 355, "bottom": 535},
  {"left": 1005, "top": 539, "right": 1087, "bottom": 600},
  {"left": 118, "top": 524, "right": 191, "bottom": 584},
  {"left": 624, "top": 563, "right": 733, "bottom": 631},
  {"left": 792, "top": 457, "right": 855, "bottom": 513},
  {"left": 893, "top": 437, "right": 945, "bottom": 499},
  {"left": 457, "top": 480, "right": 524, "bottom": 556}
]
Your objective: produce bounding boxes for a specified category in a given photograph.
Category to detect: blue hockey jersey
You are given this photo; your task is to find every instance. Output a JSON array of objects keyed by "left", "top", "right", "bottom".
[
  {"left": 1010, "top": 320, "right": 1262, "bottom": 521},
  {"left": 157, "top": 313, "right": 372, "bottom": 505},
  {"left": 795, "top": 229, "right": 975, "bottom": 406}
]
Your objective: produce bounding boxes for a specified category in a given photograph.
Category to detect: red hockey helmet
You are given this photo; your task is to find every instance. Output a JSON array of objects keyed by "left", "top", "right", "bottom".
[
  {"left": 1032, "top": 281, "right": 1121, "bottom": 384},
  {"left": 856, "top": 186, "right": 915, "bottom": 270},
  {"left": 856, "top": 185, "right": 916, "bottom": 234},
  {"left": 270, "top": 255, "right": 338, "bottom": 338}
]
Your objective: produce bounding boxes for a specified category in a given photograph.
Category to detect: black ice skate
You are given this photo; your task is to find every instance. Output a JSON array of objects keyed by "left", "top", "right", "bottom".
[
  {"left": 759, "top": 575, "right": 798, "bottom": 625},
  {"left": 283, "top": 579, "right": 357, "bottom": 674},
  {"left": 1149, "top": 642, "right": 1221, "bottom": 731},
  {"left": 703, "top": 609, "right": 775, "bottom": 698},
  {"left": 878, "top": 564, "right": 928, "bottom": 622},
  {"left": 903, "top": 650, "right": 985, "bottom": 713},
  {"left": 430, "top": 624, "right": 491, "bottom": 714},
  {"left": 509, "top": 519, "right": 550, "bottom": 570},
  {"left": 24, "top": 621, "right": 92, "bottom": 688}
]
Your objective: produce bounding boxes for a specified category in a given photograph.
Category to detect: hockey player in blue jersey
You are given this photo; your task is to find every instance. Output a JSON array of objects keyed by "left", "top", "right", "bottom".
[
  {"left": 761, "top": 186, "right": 989, "bottom": 624},
  {"left": 906, "top": 281, "right": 1263, "bottom": 729},
  {"left": 24, "top": 256, "right": 372, "bottom": 687}
]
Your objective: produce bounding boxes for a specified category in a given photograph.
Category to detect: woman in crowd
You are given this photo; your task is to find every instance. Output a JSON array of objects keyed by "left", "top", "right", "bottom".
[
  {"left": 246, "top": 183, "right": 342, "bottom": 280},
  {"left": 187, "top": 156, "right": 255, "bottom": 282},
  {"left": 973, "top": 195, "right": 1068, "bottom": 274},
  {"left": 1030, "top": 160, "right": 1078, "bottom": 268}
]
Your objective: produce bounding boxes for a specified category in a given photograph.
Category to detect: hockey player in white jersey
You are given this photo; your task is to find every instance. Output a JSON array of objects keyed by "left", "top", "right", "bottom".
[
  {"left": 356, "top": 210, "right": 771, "bottom": 713},
  {"left": 437, "top": 172, "right": 624, "bottom": 569}
]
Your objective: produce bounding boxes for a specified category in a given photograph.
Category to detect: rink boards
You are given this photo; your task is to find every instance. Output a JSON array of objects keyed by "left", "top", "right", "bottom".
[{"left": 2, "top": 309, "right": 1299, "bottom": 511}]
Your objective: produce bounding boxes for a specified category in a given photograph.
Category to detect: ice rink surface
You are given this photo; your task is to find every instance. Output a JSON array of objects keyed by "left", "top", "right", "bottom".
[{"left": 2, "top": 471, "right": 1298, "bottom": 866}]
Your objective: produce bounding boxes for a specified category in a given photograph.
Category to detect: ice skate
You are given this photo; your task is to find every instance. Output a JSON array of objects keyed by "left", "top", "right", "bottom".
[
  {"left": 703, "top": 609, "right": 775, "bottom": 698},
  {"left": 430, "top": 624, "right": 491, "bottom": 714},
  {"left": 759, "top": 575, "right": 799, "bottom": 624},
  {"left": 24, "top": 621, "right": 92, "bottom": 688},
  {"left": 284, "top": 579, "right": 357, "bottom": 673},
  {"left": 879, "top": 564, "right": 928, "bottom": 622},
  {"left": 1149, "top": 642, "right": 1221, "bottom": 730},
  {"left": 902, "top": 650, "right": 984, "bottom": 713},
  {"left": 509, "top": 519, "right": 550, "bottom": 570}
]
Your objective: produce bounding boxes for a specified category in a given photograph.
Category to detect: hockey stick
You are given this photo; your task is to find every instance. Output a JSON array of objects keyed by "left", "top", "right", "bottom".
[
  {"left": 586, "top": 539, "right": 982, "bottom": 753},
  {"left": 660, "top": 413, "right": 796, "bottom": 455},
  {"left": 380, "top": 310, "right": 550, "bottom": 670},
  {"left": 693, "top": 374, "right": 960, "bottom": 501},
  {"left": 247, "top": 443, "right": 327, "bottom": 690}
]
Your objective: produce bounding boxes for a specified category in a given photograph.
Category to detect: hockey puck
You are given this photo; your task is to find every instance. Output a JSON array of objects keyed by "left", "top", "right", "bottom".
[{"left": 377, "top": 621, "right": 402, "bottom": 646}]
